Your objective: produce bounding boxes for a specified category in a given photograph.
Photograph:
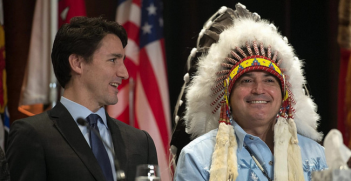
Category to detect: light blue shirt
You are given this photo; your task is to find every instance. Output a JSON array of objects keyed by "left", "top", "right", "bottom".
[
  {"left": 60, "top": 96, "right": 116, "bottom": 180},
  {"left": 174, "top": 121, "right": 327, "bottom": 181}
]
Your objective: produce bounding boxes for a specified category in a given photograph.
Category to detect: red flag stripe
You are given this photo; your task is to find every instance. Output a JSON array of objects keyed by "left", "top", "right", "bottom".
[
  {"left": 139, "top": 48, "right": 170, "bottom": 152},
  {"left": 124, "top": 39, "right": 140, "bottom": 66},
  {"left": 122, "top": 21, "right": 140, "bottom": 45},
  {"left": 132, "top": 0, "right": 141, "bottom": 7},
  {"left": 144, "top": 41, "right": 171, "bottom": 133},
  {"left": 134, "top": 74, "right": 169, "bottom": 155}
]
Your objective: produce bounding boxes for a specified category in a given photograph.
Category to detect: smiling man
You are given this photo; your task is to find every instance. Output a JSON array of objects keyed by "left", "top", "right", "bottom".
[
  {"left": 7, "top": 17, "right": 157, "bottom": 181},
  {"left": 173, "top": 4, "right": 327, "bottom": 181}
]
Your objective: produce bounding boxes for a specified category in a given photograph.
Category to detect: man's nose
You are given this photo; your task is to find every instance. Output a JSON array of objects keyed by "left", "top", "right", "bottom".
[
  {"left": 251, "top": 81, "right": 264, "bottom": 94},
  {"left": 117, "top": 63, "right": 129, "bottom": 80}
]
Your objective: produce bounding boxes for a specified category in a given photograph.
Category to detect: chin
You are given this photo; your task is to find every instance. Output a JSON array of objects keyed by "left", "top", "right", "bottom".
[{"left": 105, "top": 98, "right": 118, "bottom": 106}]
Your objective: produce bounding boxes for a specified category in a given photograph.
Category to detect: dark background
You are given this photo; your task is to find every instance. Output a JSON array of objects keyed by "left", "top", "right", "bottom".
[{"left": 3, "top": 0, "right": 339, "bottom": 138}]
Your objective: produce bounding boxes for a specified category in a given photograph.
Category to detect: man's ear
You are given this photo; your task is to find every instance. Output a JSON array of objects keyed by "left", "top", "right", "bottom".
[{"left": 68, "top": 54, "right": 84, "bottom": 74}]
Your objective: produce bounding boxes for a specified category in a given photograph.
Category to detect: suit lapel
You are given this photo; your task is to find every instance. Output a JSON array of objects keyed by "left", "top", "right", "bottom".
[
  {"left": 48, "top": 102, "right": 106, "bottom": 181},
  {"left": 106, "top": 114, "right": 128, "bottom": 175}
]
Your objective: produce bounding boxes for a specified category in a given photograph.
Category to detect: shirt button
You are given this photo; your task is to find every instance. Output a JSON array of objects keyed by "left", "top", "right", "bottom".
[
  {"left": 269, "top": 161, "right": 273, "bottom": 165},
  {"left": 249, "top": 136, "right": 254, "bottom": 140}
]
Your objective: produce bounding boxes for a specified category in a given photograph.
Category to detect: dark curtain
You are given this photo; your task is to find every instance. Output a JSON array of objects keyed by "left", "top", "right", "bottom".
[{"left": 3, "top": 0, "right": 338, "bottom": 139}]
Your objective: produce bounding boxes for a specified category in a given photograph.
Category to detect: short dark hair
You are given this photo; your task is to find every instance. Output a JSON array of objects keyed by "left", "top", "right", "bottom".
[{"left": 51, "top": 16, "right": 128, "bottom": 88}]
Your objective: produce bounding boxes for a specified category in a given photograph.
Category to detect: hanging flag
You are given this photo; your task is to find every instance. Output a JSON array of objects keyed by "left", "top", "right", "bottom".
[
  {"left": 337, "top": 49, "right": 350, "bottom": 146},
  {"left": 19, "top": 0, "right": 86, "bottom": 115},
  {"left": 0, "top": 0, "right": 9, "bottom": 151},
  {"left": 337, "top": 0, "right": 351, "bottom": 147},
  {"left": 346, "top": 54, "right": 351, "bottom": 148},
  {"left": 19, "top": 0, "right": 52, "bottom": 107},
  {"left": 110, "top": 0, "right": 171, "bottom": 180},
  {"left": 58, "top": 0, "right": 86, "bottom": 27}
]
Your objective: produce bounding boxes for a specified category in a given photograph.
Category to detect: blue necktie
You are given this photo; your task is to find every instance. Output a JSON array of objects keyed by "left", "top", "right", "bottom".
[{"left": 86, "top": 114, "right": 114, "bottom": 181}]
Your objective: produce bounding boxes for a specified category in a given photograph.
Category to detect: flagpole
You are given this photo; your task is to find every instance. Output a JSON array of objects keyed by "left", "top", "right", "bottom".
[{"left": 49, "top": 0, "right": 58, "bottom": 108}]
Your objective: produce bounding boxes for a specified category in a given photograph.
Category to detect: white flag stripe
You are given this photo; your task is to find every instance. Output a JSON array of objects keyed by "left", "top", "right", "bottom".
[
  {"left": 145, "top": 42, "right": 171, "bottom": 133},
  {"left": 20, "top": 0, "right": 51, "bottom": 105},
  {"left": 125, "top": 38, "right": 139, "bottom": 65},
  {"left": 135, "top": 75, "right": 170, "bottom": 181},
  {"left": 128, "top": 3, "right": 141, "bottom": 27},
  {"left": 106, "top": 84, "right": 129, "bottom": 118},
  {"left": 116, "top": 0, "right": 132, "bottom": 25}
]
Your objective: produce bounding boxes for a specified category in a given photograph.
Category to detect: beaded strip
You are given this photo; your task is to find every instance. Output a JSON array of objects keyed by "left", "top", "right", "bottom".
[{"left": 253, "top": 41, "right": 260, "bottom": 55}]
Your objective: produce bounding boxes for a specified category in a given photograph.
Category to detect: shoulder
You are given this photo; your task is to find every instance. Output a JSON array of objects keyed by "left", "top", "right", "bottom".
[
  {"left": 298, "top": 134, "right": 328, "bottom": 169},
  {"left": 183, "top": 129, "right": 217, "bottom": 151},
  {"left": 111, "top": 118, "right": 142, "bottom": 131},
  {"left": 108, "top": 117, "right": 153, "bottom": 142},
  {"left": 180, "top": 129, "right": 217, "bottom": 163},
  {"left": 110, "top": 117, "right": 148, "bottom": 135},
  {"left": 298, "top": 134, "right": 324, "bottom": 151},
  {"left": 11, "top": 111, "right": 51, "bottom": 131},
  {"left": 8, "top": 111, "right": 55, "bottom": 147},
  {"left": 175, "top": 129, "right": 217, "bottom": 181}
]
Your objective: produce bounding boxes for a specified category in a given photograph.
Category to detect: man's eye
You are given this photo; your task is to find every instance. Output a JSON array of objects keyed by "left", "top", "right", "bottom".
[
  {"left": 109, "top": 58, "right": 116, "bottom": 62},
  {"left": 241, "top": 79, "right": 251, "bottom": 83},
  {"left": 266, "top": 78, "right": 275, "bottom": 82}
]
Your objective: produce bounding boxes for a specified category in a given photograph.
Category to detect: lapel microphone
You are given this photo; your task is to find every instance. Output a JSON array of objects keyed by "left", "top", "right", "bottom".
[{"left": 77, "top": 118, "right": 126, "bottom": 181}]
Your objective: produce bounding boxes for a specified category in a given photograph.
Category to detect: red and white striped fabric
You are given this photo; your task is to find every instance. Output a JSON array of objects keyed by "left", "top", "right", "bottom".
[{"left": 108, "top": 0, "right": 171, "bottom": 180}]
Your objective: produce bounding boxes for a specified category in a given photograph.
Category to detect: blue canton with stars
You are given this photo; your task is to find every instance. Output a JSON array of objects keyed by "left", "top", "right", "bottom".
[
  {"left": 239, "top": 159, "right": 261, "bottom": 181},
  {"left": 303, "top": 157, "right": 326, "bottom": 181},
  {"left": 140, "top": 0, "right": 164, "bottom": 48}
]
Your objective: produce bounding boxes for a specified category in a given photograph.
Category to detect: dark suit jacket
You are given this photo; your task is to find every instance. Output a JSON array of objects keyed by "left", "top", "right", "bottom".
[
  {"left": 0, "top": 147, "right": 10, "bottom": 181},
  {"left": 6, "top": 102, "right": 158, "bottom": 181}
]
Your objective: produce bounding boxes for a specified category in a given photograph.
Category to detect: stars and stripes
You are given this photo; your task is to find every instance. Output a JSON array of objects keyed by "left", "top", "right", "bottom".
[{"left": 111, "top": 0, "right": 171, "bottom": 180}]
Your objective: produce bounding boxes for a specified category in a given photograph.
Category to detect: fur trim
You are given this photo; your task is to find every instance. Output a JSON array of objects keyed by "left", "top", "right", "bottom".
[
  {"left": 185, "top": 15, "right": 322, "bottom": 141},
  {"left": 287, "top": 118, "right": 305, "bottom": 181},
  {"left": 274, "top": 117, "right": 304, "bottom": 181},
  {"left": 274, "top": 117, "right": 290, "bottom": 180},
  {"left": 209, "top": 123, "right": 230, "bottom": 181},
  {"left": 226, "top": 125, "right": 238, "bottom": 181}
]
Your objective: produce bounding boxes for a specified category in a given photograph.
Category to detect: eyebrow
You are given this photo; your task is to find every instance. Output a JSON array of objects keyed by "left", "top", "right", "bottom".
[
  {"left": 241, "top": 72, "right": 275, "bottom": 78},
  {"left": 110, "top": 53, "right": 124, "bottom": 58}
]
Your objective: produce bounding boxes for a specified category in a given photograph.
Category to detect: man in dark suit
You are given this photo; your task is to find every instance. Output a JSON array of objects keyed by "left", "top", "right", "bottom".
[{"left": 6, "top": 16, "right": 158, "bottom": 181}]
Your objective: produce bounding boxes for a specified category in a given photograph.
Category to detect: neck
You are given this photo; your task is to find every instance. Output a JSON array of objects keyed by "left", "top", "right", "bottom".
[
  {"left": 243, "top": 121, "right": 275, "bottom": 154},
  {"left": 63, "top": 83, "right": 101, "bottom": 112}
]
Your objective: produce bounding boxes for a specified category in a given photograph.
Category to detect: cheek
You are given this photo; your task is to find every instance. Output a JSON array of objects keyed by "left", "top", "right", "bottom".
[
  {"left": 268, "top": 88, "right": 283, "bottom": 103},
  {"left": 229, "top": 88, "right": 247, "bottom": 107}
]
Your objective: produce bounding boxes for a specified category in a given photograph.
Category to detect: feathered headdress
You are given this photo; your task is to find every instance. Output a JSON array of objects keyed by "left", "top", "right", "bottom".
[{"left": 171, "top": 3, "right": 322, "bottom": 181}]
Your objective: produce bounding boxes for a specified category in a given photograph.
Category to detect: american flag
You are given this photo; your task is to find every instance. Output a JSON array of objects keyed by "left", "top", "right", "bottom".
[{"left": 109, "top": 0, "right": 171, "bottom": 180}]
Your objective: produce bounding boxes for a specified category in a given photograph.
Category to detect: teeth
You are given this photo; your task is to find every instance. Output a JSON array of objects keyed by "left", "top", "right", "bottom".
[
  {"left": 110, "top": 83, "right": 118, "bottom": 87},
  {"left": 250, "top": 101, "right": 267, "bottom": 104}
]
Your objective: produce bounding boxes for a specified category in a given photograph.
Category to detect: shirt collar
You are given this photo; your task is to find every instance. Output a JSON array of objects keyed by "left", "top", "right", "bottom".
[
  {"left": 60, "top": 96, "right": 108, "bottom": 127},
  {"left": 232, "top": 121, "right": 247, "bottom": 151}
]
